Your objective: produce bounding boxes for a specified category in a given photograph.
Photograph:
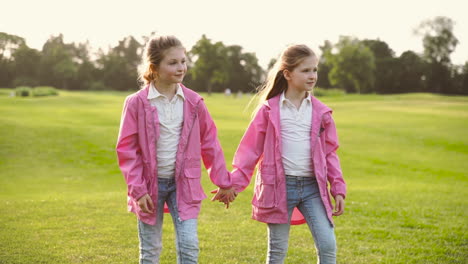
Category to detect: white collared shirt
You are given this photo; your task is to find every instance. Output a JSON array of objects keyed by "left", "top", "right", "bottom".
[
  {"left": 279, "top": 92, "right": 314, "bottom": 177},
  {"left": 148, "top": 82, "right": 185, "bottom": 178}
]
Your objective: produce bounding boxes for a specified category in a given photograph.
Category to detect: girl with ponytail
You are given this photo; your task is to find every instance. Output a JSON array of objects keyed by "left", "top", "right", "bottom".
[{"left": 229, "top": 44, "right": 347, "bottom": 264}]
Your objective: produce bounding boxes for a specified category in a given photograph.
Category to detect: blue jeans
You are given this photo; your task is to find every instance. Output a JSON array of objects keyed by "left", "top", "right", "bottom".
[
  {"left": 137, "top": 178, "right": 199, "bottom": 264},
  {"left": 267, "top": 176, "right": 336, "bottom": 264}
]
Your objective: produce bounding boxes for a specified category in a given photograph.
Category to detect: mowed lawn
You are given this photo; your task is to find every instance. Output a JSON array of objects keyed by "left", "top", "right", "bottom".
[{"left": 0, "top": 90, "right": 467, "bottom": 264}]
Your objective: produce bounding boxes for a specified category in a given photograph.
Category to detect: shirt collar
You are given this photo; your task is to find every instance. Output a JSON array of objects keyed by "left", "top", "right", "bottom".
[
  {"left": 148, "top": 82, "right": 185, "bottom": 100},
  {"left": 280, "top": 91, "right": 287, "bottom": 105},
  {"left": 280, "top": 91, "right": 311, "bottom": 106}
]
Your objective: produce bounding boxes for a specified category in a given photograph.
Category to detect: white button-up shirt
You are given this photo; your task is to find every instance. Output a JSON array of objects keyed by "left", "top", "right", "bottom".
[
  {"left": 279, "top": 92, "right": 314, "bottom": 177},
  {"left": 148, "top": 82, "right": 185, "bottom": 178}
]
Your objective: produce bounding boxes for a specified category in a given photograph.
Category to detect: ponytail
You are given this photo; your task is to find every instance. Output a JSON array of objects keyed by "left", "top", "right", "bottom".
[{"left": 249, "top": 44, "right": 317, "bottom": 117}]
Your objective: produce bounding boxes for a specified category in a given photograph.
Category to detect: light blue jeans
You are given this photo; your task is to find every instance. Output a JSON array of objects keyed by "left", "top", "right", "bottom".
[
  {"left": 137, "top": 178, "right": 199, "bottom": 264},
  {"left": 267, "top": 176, "right": 336, "bottom": 264}
]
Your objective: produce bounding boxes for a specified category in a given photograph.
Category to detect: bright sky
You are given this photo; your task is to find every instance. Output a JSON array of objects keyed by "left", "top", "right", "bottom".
[{"left": 1, "top": 0, "right": 467, "bottom": 68}]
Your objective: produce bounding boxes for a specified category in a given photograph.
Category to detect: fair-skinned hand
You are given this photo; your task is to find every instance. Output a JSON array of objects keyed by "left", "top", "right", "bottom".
[
  {"left": 211, "top": 187, "right": 238, "bottom": 208},
  {"left": 137, "top": 194, "right": 154, "bottom": 214},
  {"left": 333, "top": 195, "right": 345, "bottom": 216}
]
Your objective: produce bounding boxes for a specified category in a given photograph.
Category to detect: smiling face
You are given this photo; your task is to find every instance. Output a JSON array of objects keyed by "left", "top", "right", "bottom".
[
  {"left": 154, "top": 47, "right": 187, "bottom": 85},
  {"left": 283, "top": 55, "right": 319, "bottom": 94}
]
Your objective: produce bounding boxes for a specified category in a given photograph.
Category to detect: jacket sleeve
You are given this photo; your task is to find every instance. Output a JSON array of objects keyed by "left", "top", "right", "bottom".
[
  {"left": 198, "top": 100, "right": 232, "bottom": 189},
  {"left": 323, "top": 112, "right": 347, "bottom": 199},
  {"left": 231, "top": 107, "right": 268, "bottom": 192},
  {"left": 116, "top": 96, "right": 148, "bottom": 200}
]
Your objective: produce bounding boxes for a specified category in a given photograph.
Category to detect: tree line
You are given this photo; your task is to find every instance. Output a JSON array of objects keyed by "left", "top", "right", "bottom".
[
  {"left": 1, "top": 16, "right": 467, "bottom": 95},
  {"left": 317, "top": 17, "right": 467, "bottom": 94}
]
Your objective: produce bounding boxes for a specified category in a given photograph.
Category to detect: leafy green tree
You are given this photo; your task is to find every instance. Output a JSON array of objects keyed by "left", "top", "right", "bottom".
[
  {"left": 361, "top": 39, "right": 398, "bottom": 93},
  {"left": 96, "top": 36, "right": 143, "bottom": 90},
  {"left": 415, "top": 16, "right": 459, "bottom": 93},
  {"left": 0, "top": 32, "right": 25, "bottom": 57},
  {"left": 189, "top": 36, "right": 263, "bottom": 94},
  {"left": 0, "top": 32, "right": 26, "bottom": 87},
  {"left": 328, "top": 36, "right": 376, "bottom": 93},
  {"left": 361, "top": 39, "right": 394, "bottom": 58},
  {"left": 462, "top": 62, "right": 468, "bottom": 94},
  {"left": 189, "top": 35, "right": 229, "bottom": 94},
  {"left": 38, "top": 34, "right": 78, "bottom": 89},
  {"left": 0, "top": 58, "right": 13, "bottom": 87},
  {"left": 12, "top": 44, "right": 41, "bottom": 87},
  {"left": 396, "top": 51, "right": 426, "bottom": 93},
  {"left": 317, "top": 40, "right": 333, "bottom": 88},
  {"left": 71, "top": 41, "right": 100, "bottom": 90},
  {"left": 240, "top": 51, "right": 264, "bottom": 92},
  {"left": 448, "top": 62, "right": 468, "bottom": 95},
  {"left": 224, "top": 45, "right": 263, "bottom": 93}
]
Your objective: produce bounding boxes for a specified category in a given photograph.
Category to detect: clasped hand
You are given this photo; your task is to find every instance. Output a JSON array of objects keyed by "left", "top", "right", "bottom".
[{"left": 211, "top": 187, "right": 237, "bottom": 208}]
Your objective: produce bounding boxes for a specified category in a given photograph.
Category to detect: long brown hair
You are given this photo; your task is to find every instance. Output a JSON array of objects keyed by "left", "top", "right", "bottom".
[
  {"left": 138, "top": 35, "right": 184, "bottom": 87},
  {"left": 250, "top": 44, "right": 317, "bottom": 116}
]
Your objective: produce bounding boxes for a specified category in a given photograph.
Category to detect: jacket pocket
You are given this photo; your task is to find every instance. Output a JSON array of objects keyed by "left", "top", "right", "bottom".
[
  {"left": 252, "top": 169, "right": 276, "bottom": 209},
  {"left": 181, "top": 167, "right": 207, "bottom": 204}
]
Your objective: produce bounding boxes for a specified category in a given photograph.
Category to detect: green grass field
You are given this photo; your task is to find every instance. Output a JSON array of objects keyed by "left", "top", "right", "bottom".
[{"left": 0, "top": 90, "right": 467, "bottom": 263}]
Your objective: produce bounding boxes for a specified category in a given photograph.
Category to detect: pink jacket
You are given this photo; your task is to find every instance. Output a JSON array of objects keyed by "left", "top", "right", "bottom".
[
  {"left": 116, "top": 84, "right": 232, "bottom": 225},
  {"left": 231, "top": 94, "right": 346, "bottom": 225}
]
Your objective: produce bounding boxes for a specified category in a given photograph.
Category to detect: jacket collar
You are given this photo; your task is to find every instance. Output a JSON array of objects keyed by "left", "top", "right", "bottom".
[
  {"left": 137, "top": 83, "right": 202, "bottom": 110},
  {"left": 265, "top": 92, "right": 332, "bottom": 116}
]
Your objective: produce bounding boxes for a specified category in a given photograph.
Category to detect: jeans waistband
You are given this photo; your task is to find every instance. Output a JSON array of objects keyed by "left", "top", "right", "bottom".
[
  {"left": 158, "top": 177, "right": 176, "bottom": 184},
  {"left": 285, "top": 175, "right": 316, "bottom": 181}
]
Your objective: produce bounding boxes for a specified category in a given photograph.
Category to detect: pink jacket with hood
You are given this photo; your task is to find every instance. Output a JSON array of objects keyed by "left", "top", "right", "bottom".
[
  {"left": 116, "top": 84, "right": 232, "bottom": 225},
  {"left": 231, "top": 94, "right": 346, "bottom": 225}
]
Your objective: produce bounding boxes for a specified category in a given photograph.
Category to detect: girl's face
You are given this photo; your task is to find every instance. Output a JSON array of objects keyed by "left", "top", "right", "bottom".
[
  {"left": 284, "top": 55, "right": 318, "bottom": 93},
  {"left": 155, "top": 47, "right": 187, "bottom": 85}
]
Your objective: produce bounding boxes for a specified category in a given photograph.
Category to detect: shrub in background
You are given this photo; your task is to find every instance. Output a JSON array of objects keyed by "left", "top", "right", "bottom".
[
  {"left": 15, "top": 86, "right": 32, "bottom": 97},
  {"left": 32, "top": 86, "right": 59, "bottom": 97}
]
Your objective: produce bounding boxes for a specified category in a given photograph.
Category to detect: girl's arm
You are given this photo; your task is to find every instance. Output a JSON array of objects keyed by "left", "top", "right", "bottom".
[
  {"left": 116, "top": 96, "right": 148, "bottom": 201},
  {"left": 231, "top": 107, "right": 268, "bottom": 192},
  {"left": 198, "top": 100, "right": 232, "bottom": 189},
  {"left": 323, "top": 112, "right": 347, "bottom": 199}
]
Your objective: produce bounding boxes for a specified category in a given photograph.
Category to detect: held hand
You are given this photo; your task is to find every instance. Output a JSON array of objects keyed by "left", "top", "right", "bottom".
[
  {"left": 333, "top": 195, "right": 345, "bottom": 216},
  {"left": 137, "top": 194, "right": 154, "bottom": 214},
  {"left": 211, "top": 188, "right": 238, "bottom": 208}
]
